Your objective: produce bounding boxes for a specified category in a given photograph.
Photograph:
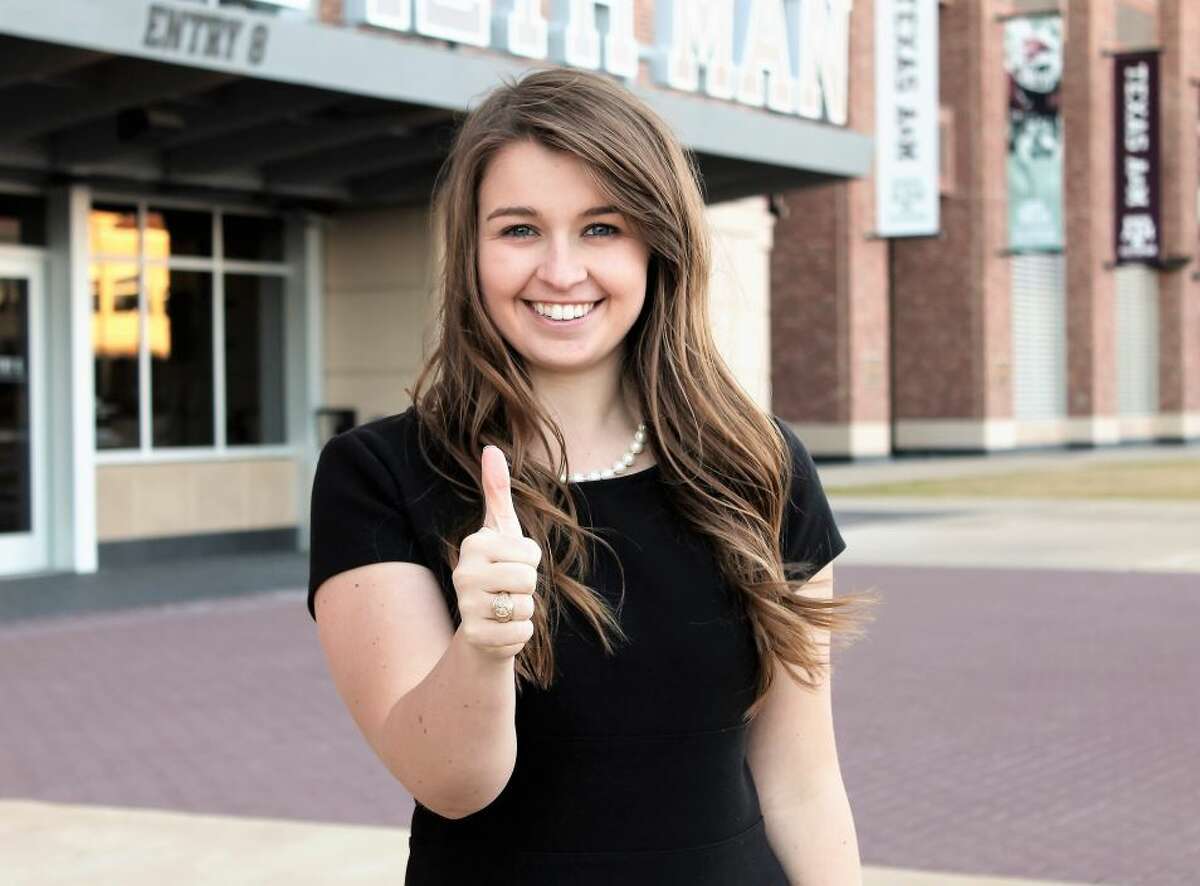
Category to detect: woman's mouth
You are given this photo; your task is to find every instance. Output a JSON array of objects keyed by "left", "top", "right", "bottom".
[{"left": 523, "top": 298, "right": 603, "bottom": 328}]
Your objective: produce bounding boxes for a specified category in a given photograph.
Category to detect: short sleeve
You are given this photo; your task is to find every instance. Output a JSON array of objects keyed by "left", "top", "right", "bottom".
[
  {"left": 306, "top": 428, "right": 428, "bottom": 621},
  {"left": 772, "top": 416, "right": 847, "bottom": 583}
]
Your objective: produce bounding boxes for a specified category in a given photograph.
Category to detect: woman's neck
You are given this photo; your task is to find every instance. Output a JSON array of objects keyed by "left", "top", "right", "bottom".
[{"left": 527, "top": 379, "right": 653, "bottom": 474}]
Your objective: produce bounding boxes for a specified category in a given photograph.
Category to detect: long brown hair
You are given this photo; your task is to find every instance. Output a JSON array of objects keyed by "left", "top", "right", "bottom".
[{"left": 407, "top": 65, "right": 876, "bottom": 721}]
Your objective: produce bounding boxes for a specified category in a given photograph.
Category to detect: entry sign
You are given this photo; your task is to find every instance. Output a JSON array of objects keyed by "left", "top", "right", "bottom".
[
  {"left": 1114, "top": 51, "right": 1161, "bottom": 264},
  {"left": 875, "top": 0, "right": 939, "bottom": 237}
]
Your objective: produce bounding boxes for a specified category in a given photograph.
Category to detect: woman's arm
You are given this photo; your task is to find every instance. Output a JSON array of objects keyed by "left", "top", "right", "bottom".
[
  {"left": 315, "top": 561, "right": 518, "bottom": 820},
  {"left": 747, "top": 562, "right": 863, "bottom": 885},
  {"left": 759, "top": 774, "right": 861, "bottom": 885}
]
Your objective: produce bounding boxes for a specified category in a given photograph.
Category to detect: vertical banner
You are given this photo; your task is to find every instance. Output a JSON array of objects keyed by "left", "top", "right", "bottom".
[
  {"left": 875, "top": 0, "right": 940, "bottom": 237},
  {"left": 1004, "top": 15, "right": 1064, "bottom": 251},
  {"left": 1114, "top": 51, "right": 1161, "bottom": 264}
]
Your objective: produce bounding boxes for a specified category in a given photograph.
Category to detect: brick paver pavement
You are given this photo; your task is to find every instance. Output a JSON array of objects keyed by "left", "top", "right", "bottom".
[
  {"left": 833, "top": 564, "right": 1200, "bottom": 885},
  {"left": 1, "top": 563, "right": 1197, "bottom": 884}
]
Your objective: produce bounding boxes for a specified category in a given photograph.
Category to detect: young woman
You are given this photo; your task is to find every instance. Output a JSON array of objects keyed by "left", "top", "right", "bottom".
[{"left": 307, "top": 65, "right": 875, "bottom": 885}]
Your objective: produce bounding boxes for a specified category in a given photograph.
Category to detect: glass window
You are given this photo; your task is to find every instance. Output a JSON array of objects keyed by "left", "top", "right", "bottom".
[
  {"left": 90, "top": 203, "right": 139, "bottom": 259},
  {"left": 0, "top": 277, "right": 31, "bottom": 532},
  {"left": 225, "top": 275, "right": 286, "bottom": 445},
  {"left": 92, "top": 262, "right": 141, "bottom": 450},
  {"left": 150, "top": 270, "right": 214, "bottom": 448},
  {"left": 88, "top": 199, "right": 291, "bottom": 453},
  {"left": 0, "top": 193, "right": 47, "bottom": 246},
  {"left": 146, "top": 207, "right": 213, "bottom": 258},
  {"left": 223, "top": 213, "right": 284, "bottom": 262}
]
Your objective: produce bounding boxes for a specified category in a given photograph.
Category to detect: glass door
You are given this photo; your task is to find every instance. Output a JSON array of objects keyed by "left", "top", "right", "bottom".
[{"left": 0, "top": 254, "right": 47, "bottom": 575}]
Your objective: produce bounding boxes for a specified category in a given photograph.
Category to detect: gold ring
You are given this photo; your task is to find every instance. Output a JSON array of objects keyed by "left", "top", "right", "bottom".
[{"left": 491, "top": 591, "right": 514, "bottom": 622}]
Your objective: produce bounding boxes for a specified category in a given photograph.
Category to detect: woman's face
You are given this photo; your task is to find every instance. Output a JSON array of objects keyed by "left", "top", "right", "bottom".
[{"left": 476, "top": 139, "right": 651, "bottom": 376}]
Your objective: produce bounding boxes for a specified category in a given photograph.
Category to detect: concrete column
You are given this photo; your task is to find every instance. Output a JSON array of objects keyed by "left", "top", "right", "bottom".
[
  {"left": 770, "top": 0, "right": 889, "bottom": 459},
  {"left": 889, "top": 0, "right": 1013, "bottom": 453},
  {"left": 1157, "top": 0, "right": 1200, "bottom": 441},
  {"left": 707, "top": 198, "right": 776, "bottom": 412},
  {"left": 1062, "top": 0, "right": 1119, "bottom": 446}
]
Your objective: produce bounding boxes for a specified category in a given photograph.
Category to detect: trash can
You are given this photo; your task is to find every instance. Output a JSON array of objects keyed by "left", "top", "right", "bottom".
[{"left": 314, "top": 407, "right": 357, "bottom": 448}]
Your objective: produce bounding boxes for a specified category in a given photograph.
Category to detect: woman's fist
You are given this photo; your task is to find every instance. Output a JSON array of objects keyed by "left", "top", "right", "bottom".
[{"left": 451, "top": 445, "right": 542, "bottom": 660}]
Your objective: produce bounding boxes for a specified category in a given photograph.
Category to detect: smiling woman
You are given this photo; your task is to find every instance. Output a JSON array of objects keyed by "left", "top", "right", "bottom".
[
  {"left": 307, "top": 64, "right": 875, "bottom": 886},
  {"left": 476, "top": 140, "right": 651, "bottom": 382}
]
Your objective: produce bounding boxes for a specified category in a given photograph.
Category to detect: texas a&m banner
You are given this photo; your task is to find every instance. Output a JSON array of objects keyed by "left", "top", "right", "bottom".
[{"left": 1114, "top": 51, "right": 1161, "bottom": 264}]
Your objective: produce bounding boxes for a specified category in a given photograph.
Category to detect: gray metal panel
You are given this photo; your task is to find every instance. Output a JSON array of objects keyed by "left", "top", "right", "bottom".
[
  {"left": 0, "top": 0, "right": 872, "bottom": 180},
  {"left": 1011, "top": 253, "right": 1067, "bottom": 420},
  {"left": 626, "top": 82, "right": 871, "bottom": 178},
  {"left": 1115, "top": 264, "right": 1159, "bottom": 416}
]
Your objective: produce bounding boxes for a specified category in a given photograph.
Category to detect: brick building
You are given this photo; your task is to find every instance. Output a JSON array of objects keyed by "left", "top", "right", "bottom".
[
  {"left": 774, "top": 0, "right": 1200, "bottom": 457},
  {"left": 3, "top": 0, "right": 1195, "bottom": 588}
]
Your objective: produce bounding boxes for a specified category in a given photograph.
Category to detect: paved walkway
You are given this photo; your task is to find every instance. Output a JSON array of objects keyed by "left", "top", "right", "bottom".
[
  {"left": 813, "top": 438, "right": 1200, "bottom": 575},
  {"left": 0, "top": 550, "right": 306, "bottom": 623},
  {"left": 815, "top": 438, "right": 1200, "bottom": 488},
  {"left": 3, "top": 557, "right": 1197, "bottom": 883},
  {"left": 0, "top": 799, "right": 1091, "bottom": 886},
  {"left": 831, "top": 495, "right": 1200, "bottom": 573},
  {"left": 3, "top": 441, "right": 1197, "bottom": 884}
]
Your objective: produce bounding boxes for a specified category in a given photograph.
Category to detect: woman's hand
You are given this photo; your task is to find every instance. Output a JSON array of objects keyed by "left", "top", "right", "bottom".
[{"left": 451, "top": 445, "right": 543, "bottom": 660}]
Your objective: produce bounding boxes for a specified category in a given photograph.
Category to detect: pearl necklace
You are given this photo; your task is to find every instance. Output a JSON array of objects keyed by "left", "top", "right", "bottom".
[{"left": 559, "top": 423, "right": 648, "bottom": 483}]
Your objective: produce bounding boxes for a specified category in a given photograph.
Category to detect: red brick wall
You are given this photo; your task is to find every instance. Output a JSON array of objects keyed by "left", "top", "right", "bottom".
[
  {"left": 1063, "top": 0, "right": 1118, "bottom": 419},
  {"left": 770, "top": 0, "right": 888, "bottom": 427},
  {"left": 770, "top": 184, "right": 849, "bottom": 424},
  {"left": 1159, "top": 0, "right": 1200, "bottom": 415},
  {"left": 890, "top": 0, "right": 1011, "bottom": 422}
]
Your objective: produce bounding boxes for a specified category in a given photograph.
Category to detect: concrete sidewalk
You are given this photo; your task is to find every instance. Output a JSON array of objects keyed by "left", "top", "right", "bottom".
[
  {"left": 6, "top": 562, "right": 1198, "bottom": 884},
  {"left": 3, "top": 442, "right": 1196, "bottom": 885},
  {"left": 0, "top": 799, "right": 1093, "bottom": 886},
  {"left": 829, "top": 494, "right": 1200, "bottom": 573},
  {"left": 812, "top": 441, "right": 1200, "bottom": 575},
  {"left": 815, "top": 439, "right": 1200, "bottom": 489}
]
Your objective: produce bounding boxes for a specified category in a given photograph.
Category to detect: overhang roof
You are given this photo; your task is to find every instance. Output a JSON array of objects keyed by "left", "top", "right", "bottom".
[{"left": 0, "top": 0, "right": 873, "bottom": 210}]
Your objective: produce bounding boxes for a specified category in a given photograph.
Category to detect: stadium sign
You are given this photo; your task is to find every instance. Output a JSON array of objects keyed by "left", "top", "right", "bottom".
[{"left": 343, "top": 0, "right": 853, "bottom": 126}]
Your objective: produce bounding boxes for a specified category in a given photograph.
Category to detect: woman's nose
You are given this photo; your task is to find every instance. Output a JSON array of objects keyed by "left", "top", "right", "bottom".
[{"left": 535, "top": 238, "right": 588, "bottom": 289}]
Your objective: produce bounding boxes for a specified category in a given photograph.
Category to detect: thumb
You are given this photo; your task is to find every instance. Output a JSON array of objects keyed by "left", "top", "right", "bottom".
[{"left": 481, "top": 445, "right": 523, "bottom": 538}]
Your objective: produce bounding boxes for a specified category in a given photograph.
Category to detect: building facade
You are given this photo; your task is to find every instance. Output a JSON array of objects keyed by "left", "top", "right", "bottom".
[
  {"left": 0, "top": 0, "right": 868, "bottom": 581},
  {"left": 774, "top": 0, "right": 1200, "bottom": 457}
]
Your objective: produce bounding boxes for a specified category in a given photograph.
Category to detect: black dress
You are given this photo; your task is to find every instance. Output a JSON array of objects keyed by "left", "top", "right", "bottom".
[{"left": 306, "top": 406, "right": 847, "bottom": 885}]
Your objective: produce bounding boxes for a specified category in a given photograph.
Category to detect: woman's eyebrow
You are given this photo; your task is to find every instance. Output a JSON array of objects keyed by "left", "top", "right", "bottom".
[{"left": 485, "top": 204, "right": 621, "bottom": 222}]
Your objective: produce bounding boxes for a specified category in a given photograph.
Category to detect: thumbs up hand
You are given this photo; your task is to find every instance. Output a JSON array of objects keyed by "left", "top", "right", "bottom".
[
  {"left": 481, "top": 444, "right": 524, "bottom": 538},
  {"left": 451, "top": 445, "right": 543, "bottom": 661}
]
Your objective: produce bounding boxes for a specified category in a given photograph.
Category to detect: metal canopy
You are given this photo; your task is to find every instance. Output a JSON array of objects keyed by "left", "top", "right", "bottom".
[{"left": 0, "top": 0, "right": 871, "bottom": 210}]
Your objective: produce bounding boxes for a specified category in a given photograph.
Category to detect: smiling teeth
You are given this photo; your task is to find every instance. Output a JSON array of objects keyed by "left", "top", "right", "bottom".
[{"left": 532, "top": 301, "right": 595, "bottom": 321}]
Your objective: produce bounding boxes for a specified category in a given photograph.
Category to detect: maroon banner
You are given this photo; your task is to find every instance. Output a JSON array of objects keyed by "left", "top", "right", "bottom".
[{"left": 1114, "top": 51, "right": 1160, "bottom": 264}]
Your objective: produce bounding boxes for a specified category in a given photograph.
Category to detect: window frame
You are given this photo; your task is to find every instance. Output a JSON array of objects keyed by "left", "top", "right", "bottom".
[{"left": 90, "top": 193, "right": 295, "bottom": 465}]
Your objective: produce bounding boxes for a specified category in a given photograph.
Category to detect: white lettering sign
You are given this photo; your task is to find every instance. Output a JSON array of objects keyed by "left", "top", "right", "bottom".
[
  {"left": 417, "top": 0, "right": 492, "bottom": 46},
  {"left": 874, "top": 0, "right": 938, "bottom": 236},
  {"left": 551, "top": 0, "right": 639, "bottom": 78},
  {"left": 735, "top": 0, "right": 796, "bottom": 113},
  {"left": 652, "top": 0, "right": 736, "bottom": 100},
  {"left": 794, "top": 0, "right": 853, "bottom": 125},
  {"left": 1123, "top": 62, "right": 1150, "bottom": 151},
  {"left": 344, "top": 0, "right": 852, "bottom": 125},
  {"left": 493, "top": 0, "right": 548, "bottom": 59},
  {"left": 1118, "top": 213, "right": 1157, "bottom": 258}
]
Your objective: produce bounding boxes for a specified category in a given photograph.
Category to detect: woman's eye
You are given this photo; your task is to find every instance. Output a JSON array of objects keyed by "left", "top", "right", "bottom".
[{"left": 499, "top": 223, "right": 619, "bottom": 238}]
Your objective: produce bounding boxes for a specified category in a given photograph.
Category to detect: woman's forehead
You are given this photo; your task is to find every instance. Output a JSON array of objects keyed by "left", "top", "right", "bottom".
[{"left": 480, "top": 142, "right": 606, "bottom": 203}]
